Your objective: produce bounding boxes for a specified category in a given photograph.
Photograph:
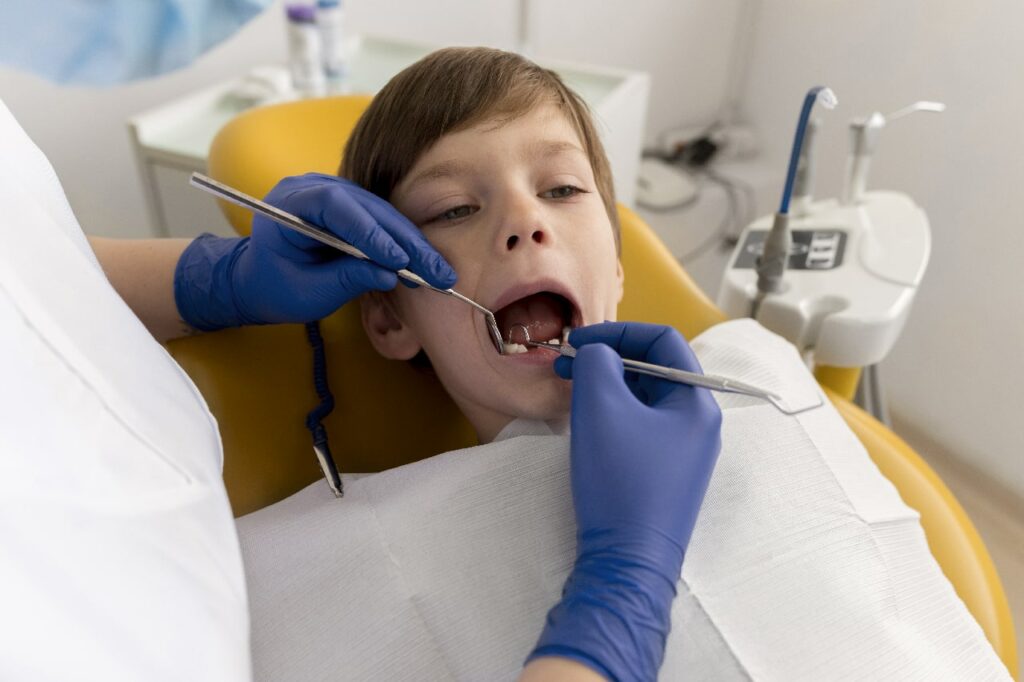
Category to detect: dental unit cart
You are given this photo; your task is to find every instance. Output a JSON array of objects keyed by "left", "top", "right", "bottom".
[{"left": 718, "top": 99, "right": 944, "bottom": 423}]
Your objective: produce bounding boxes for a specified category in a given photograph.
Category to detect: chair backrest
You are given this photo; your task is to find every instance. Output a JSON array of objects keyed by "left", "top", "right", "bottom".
[
  {"left": 207, "top": 94, "right": 375, "bottom": 234},
  {"left": 167, "top": 96, "right": 1015, "bottom": 676}
]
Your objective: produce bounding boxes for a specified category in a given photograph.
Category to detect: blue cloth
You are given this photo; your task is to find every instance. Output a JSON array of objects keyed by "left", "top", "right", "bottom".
[{"left": 0, "top": 0, "right": 273, "bottom": 85}]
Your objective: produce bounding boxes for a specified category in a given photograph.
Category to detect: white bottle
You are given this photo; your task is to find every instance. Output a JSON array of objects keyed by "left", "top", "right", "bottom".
[
  {"left": 317, "top": 0, "right": 348, "bottom": 94},
  {"left": 286, "top": 4, "right": 325, "bottom": 97}
]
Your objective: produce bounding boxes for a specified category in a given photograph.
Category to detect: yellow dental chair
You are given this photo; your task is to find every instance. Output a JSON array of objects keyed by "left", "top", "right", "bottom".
[{"left": 166, "top": 96, "right": 1017, "bottom": 677}]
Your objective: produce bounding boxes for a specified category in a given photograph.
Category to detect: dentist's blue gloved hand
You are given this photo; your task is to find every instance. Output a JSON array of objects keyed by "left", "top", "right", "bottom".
[
  {"left": 528, "top": 322, "right": 722, "bottom": 682},
  {"left": 173, "top": 173, "right": 456, "bottom": 331}
]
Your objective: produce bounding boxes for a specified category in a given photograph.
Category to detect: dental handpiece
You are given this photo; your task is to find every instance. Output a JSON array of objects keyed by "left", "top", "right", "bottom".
[{"left": 188, "top": 172, "right": 507, "bottom": 355}]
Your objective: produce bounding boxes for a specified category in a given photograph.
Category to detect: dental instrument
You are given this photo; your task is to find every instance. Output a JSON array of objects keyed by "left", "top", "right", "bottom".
[
  {"left": 510, "top": 325, "right": 822, "bottom": 416},
  {"left": 751, "top": 86, "right": 838, "bottom": 318},
  {"left": 842, "top": 101, "right": 945, "bottom": 205},
  {"left": 189, "top": 172, "right": 506, "bottom": 355},
  {"left": 790, "top": 117, "right": 820, "bottom": 216}
]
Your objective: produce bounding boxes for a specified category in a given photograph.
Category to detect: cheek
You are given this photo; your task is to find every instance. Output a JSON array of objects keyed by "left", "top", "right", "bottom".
[
  {"left": 394, "top": 285, "right": 486, "bottom": 372},
  {"left": 602, "top": 263, "right": 622, "bottom": 320},
  {"left": 572, "top": 213, "right": 621, "bottom": 316},
  {"left": 421, "top": 227, "right": 481, "bottom": 271},
  {"left": 396, "top": 286, "right": 464, "bottom": 340}
]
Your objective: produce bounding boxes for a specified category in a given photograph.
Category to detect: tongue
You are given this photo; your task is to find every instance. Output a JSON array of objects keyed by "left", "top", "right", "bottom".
[{"left": 496, "top": 292, "right": 566, "bottom": 345}]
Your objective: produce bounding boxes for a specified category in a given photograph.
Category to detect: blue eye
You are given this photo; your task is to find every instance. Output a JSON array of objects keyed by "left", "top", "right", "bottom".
[
  {"left": 541, "top": 185, "right": 587, "bottom": 199},
  {"left": 443, "top": 205, "right": 475, "bottom": 220}
]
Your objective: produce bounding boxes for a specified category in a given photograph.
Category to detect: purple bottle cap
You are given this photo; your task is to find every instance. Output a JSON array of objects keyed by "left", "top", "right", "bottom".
[{"left": 286, "top": 4, "right": 317, "bottom": 22}]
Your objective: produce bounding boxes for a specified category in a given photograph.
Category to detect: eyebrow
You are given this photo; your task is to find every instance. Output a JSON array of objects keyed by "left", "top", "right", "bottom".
[
  {"left": 529, "top": 139, "right": 586, "bottom": 160},
  {"left": 404, "top": 159, "right": 477, "bottom": 193},
  {"left": 403, "top": 139, "right": 587, "bottom": 194}
]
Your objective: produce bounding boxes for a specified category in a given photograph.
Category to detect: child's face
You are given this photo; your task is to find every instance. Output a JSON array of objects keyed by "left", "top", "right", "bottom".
[{"left": 361, "top": 103, "right": 622, "bottom": 442}]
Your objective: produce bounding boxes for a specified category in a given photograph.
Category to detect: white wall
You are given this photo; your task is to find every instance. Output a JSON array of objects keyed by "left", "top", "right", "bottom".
[
  {"left": 739, "top": 0, "right": 1024, "bottom": 498},
  {"left": 290, "top": 0, "right": 742, "bottom": 143},
  {"left": 0, "top": 0, "right": 741, "bottom": 239}
]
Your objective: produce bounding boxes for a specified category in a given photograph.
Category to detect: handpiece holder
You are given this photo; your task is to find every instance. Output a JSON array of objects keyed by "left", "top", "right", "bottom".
[{"left": 842, "top": 101, "right": 945, "bottom": 205}]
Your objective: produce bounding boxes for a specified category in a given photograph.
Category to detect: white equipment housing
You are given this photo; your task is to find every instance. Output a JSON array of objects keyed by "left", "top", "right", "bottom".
[{"left": 717, "top": 190, "right": 931, "bottom": 367}]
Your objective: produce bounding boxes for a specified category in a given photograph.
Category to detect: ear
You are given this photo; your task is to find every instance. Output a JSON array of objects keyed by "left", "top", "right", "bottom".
[{"left": 360, "top": 292, "right": 423, "bottom": 360}]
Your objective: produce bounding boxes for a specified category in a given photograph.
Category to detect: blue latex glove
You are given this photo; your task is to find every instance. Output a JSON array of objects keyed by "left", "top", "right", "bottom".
[
  {"left": 174, "top": 173, "right": 456, "bottom": 331},
  {"left": 528, "top": 322, "right": 723, "bottom": 682}
]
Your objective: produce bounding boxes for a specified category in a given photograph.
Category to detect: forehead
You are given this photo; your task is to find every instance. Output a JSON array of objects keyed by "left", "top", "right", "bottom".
[{"left": 398, "top": 104, "right": 589, "bottom": 192}]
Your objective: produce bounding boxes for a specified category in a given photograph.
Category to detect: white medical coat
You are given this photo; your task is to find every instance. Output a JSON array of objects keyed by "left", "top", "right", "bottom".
[{"left": 0, "top": 100, "right": 250, "bottom": 681}]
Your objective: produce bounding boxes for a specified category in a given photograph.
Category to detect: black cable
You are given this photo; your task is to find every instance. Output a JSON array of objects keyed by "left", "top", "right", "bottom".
[
  {"left": 304, "top": 320, "right": 343, "bottom": 497},
  {"left": 676, "top": 175, "right": 736, "bottom": 265},
  {"left": 641, "top": 126, "right": 761, "bottom": 264},
  {"left": 703, "top": 167, "right": 757, "bottom": 243}
]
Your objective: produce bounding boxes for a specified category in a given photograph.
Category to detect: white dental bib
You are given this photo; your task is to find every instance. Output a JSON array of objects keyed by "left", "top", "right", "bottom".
[{"left": 237, "top": 320, "right": 1009, "bottom": 681}]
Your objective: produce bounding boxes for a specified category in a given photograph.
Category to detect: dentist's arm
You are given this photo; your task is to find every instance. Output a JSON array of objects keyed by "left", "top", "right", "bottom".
[
  {"left": 91, "top": 174, "right": 455, "bottom": 344},
  {"left": 522, "top": 322, "right": 723, "bottom": 682},
  {"left": 88, "top": 236, "right": 193, "bottom": 343}
]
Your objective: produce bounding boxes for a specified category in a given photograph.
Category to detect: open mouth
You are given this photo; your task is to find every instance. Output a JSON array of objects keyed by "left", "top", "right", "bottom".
[{"left": 494, "top": 291, "right": 579, "bottom": 354}]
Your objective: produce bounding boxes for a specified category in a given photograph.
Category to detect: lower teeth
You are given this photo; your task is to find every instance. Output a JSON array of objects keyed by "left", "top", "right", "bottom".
[{"left": 502, "top": 325, "right": 573, "bottom": 354}]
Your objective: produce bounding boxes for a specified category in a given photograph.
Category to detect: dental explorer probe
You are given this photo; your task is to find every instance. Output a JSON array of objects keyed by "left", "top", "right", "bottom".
[
  {"left": 189, "top": 172, "right": 507, "bottom": 355},
  {"left": 511, "top": 325, "right": 821, "bottom": 416}
]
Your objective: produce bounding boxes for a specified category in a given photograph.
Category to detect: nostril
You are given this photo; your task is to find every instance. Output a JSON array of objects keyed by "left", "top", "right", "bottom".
[
  {"left": 506, "top": 235, "right": 519, "bottom": 250},
  {"left": 531, "top": 230, "right": 544, "bottom": 244}
]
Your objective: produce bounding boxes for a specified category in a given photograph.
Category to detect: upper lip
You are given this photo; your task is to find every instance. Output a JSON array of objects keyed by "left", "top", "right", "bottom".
[{"left": 488, "top": 277, "right": 583, "bottom": 328}]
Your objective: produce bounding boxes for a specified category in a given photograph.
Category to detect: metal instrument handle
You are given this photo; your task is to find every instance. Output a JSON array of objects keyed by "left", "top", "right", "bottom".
[{"left": 528, "top": 340, "right": 781, "bottom": 402}]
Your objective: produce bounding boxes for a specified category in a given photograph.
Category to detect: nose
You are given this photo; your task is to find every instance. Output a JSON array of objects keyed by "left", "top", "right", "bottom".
[
  {"left": 497, "top": 190, "right": 550, "bottom": 253},
  {"left": 504, "top": 228, "right": 546, "bottom": 251}
]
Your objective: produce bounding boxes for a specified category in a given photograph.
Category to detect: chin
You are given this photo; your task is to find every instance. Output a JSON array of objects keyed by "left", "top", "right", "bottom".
[{"left": 506, "top": 380, "right": 571, "bottom": 422}]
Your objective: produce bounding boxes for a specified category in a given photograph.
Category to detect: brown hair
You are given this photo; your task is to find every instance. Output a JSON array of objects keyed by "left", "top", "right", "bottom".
[{"left": 339, "top": 46, "right": 620, "bottom": 251}]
